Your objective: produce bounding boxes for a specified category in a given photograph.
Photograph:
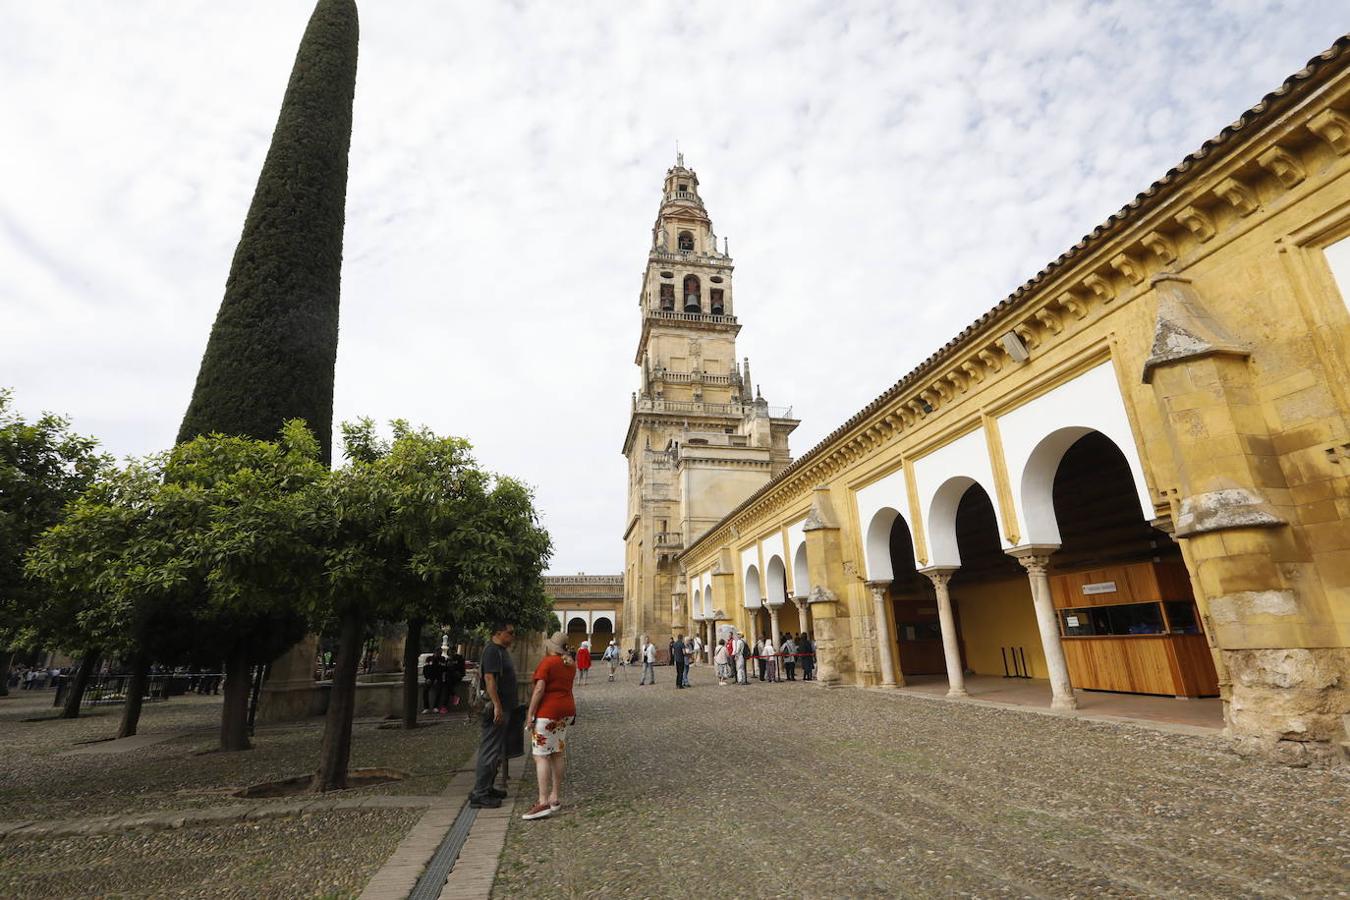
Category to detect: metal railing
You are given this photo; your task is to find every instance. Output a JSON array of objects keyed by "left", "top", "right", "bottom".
[{"left": 52, "top": 671, "right": 226, "bottom": 708}]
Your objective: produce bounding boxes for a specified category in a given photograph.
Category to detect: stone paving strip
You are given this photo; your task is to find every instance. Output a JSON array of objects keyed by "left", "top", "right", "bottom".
[
  {"left": 437, "top": 791, "right": 516, "bottom": 900},
  {"left": 0, "top": 793, "right": 443, "bottom": 841},
  {"left": 360, "top": 760, "right": 477, "bottom": 900},
  {"left": 360, "top": 753, "right": 527, "bottom": 900}
]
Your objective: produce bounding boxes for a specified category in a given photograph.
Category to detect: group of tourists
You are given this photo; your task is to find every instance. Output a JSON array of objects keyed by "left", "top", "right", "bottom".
[
  {"left": 714, "top": 632, "right": 816, "bottom": 686},
  {"left": 420, "top": 646, "right": 467, "bottom": 714}
]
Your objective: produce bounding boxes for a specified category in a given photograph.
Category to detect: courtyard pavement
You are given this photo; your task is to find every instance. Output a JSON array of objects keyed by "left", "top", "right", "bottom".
[{"left": 492, "top": 665, "right": 1348, "bottom": 899}]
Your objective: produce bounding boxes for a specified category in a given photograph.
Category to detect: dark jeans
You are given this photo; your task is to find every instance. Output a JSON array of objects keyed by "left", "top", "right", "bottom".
[
  {"left": 802, "top": 659, "right": 814, "bottom": 680},
  {"left": 757, "top": 659, "right": 766, "bottom": 680},
  {"left": 785, "top": 661, "right": 796, "bottom": 680},
  {"left": 674, "top": 661, "right": 685, "bottom": 687},
  {"left": 423, "top": 679, "right": 441, "bottom": 709},
  {"left": 470, "top": 707, "right": 508, "bottom": 800}
]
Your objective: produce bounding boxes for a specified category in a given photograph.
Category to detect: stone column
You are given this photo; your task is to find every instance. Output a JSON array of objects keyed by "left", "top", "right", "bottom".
[
  {"left": 920, "top": 567, "right": 967, "bottom": 697},
  {"left": 793, "top": 595, "right": 812, "bottom": 636},
  {"left": 1009, "top": 549, "right": 1077, "bottom": 711},
  {"left": 767, "top": 604, "right": 782, "bottom": 678},
  {"left": 864, "top": 580, "right": 899, "bottom": 688}
]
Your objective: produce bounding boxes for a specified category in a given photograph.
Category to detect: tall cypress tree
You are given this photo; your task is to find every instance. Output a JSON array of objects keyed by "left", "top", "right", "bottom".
[
  {"left": 177, "top": 0, "right": 358, "bottom": 751},
  {"left": 178, "top": 0, "right": 359, "bottom": 464}
]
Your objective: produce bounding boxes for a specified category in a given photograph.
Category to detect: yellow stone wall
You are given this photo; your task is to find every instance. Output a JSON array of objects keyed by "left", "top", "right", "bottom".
[{"left": 680, "top": 43, "right": 1350, "bottom": 764}]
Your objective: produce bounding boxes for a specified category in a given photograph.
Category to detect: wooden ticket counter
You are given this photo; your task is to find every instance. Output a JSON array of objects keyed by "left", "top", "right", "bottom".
[{"left": 1050, "top": 561, "right": 1219, "bottom": 698}]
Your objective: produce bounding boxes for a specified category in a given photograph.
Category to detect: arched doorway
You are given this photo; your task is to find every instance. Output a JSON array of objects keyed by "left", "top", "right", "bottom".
[
  {"left": 591, "top": 615, "right": 614, "bottom": 651},
  {"left": 1036, "top": 431, "right": 1218, "bottom": 697},
  {"left": 886, "top": 516, "right": 947, "bottom": 676},
  {"left": 932, "top": 482, "right": 1042, "bottom": 682},
  {"left": 566, "top": 615, "right": 588, "bottom": 646}
]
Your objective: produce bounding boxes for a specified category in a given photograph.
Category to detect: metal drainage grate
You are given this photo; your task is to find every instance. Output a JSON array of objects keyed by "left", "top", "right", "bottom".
[{"left": 408, "top": 801, "right": 478, "bottom": 900}]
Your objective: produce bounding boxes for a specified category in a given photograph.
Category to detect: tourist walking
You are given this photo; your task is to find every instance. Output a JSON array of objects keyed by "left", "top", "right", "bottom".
[
  {"left": 799, "top": 633, "right": 815, "bottom": 681},
  {"left": 782, "top": 634, "right": 797, "bottom": 681},
  {"left": 714, "top": 639, "right": 729, "bottom": 685},
  {"left": 469, "top": 621, "right": 517, "bottom": 809},
  {"left": 692, "top": 634, "right": 704, "bottom": 665},
  {"left": 576, "top": 640, "right": 592, "bottom": 685},
  {"left": 671, "top": 636, "right": 687, "bottom": 689},
  {"left": 682, "top": 637, "right": 694, "bottom": 686},
  {"left": 602, "top": 640, "right": 620, "bottom": 682},
  {"left": 733, "top": 632, "right": 749, "bottom": 685},
  {"left": 639, "top": 635, "right": 656, "bottom": 685},
  {"left": 522, "top": 632, "right": 576, "bottom": 820}
]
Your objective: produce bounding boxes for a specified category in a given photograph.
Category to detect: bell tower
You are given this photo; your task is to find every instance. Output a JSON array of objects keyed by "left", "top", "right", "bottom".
[{"left": 621, "top": 156, "right": 798, "bottom": 658}]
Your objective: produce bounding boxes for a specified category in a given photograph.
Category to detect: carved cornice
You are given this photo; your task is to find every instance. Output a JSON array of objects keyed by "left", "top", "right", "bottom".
[{"left": 680, "top": 40, "right": 1350, "bottom": 567}]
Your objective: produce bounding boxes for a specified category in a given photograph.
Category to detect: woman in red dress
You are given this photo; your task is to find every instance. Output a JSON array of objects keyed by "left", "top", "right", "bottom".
[
  {"left": 522, "top": 633, "right": 576, "bottom": 820},
  {"left": 575, "top": 639, "right": 592, "bottom": 685}
]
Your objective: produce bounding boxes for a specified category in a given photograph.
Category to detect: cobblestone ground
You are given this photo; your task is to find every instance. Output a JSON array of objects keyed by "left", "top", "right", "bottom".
[
  {"left": 493, "top": 669, "right": 1349, "bottom": 899},
  {"left": 0, "top": 689, "right": 478, "bottom": 897}
]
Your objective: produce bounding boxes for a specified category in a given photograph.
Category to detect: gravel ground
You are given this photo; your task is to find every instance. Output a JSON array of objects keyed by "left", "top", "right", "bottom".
[
  {"left": 0, "top": 688, "right": 481, "bottom": 898},
  {"left": 0, "top": 691, "right": 479, "bottom": 820},
  {"left": 0, "top": 807, "right": 419, "bottom": 899},
  {"left": 492, "top": 671, "right": 1350, "bottom": 899}
]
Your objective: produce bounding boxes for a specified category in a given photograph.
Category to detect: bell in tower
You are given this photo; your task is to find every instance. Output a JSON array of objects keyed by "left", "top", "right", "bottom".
[{"left": 683, "top": 274, "right": 701, "bottom": 314}]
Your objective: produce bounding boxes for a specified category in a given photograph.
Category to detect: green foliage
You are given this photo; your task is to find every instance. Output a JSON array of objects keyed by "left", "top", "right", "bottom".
[
  {"left": 0, "top": 388, "right": 111, "bottom": 649},
  {"left": 177, "top": 0, "right": 359, "bottom": 463},
  {"left": 321, "top": 419, "right": 554, "bottom": 634},
  {"left": 26, "top": 421, "right": 327, "bottom": 667}
]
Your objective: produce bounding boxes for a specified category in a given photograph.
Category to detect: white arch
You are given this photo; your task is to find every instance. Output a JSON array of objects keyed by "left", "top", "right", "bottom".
[
  {"left": 925, "top": 476, "right": 986, "bottom": 569},
  {"left": 854, "top": 469, "right": 917, "bottom": 571},
  {"left": 863, "top": 506, "right": 901, "bottom": 581},
  {"left": 792, "top": 541, "right": 809, "bottom": 597},
  {"left": 766, "top": 555, "right": 787, "bottom": 606},
  {"left": 592, "top": 615, "right": 614, "bottom": 632},
  {"left": 744, "top": 564, "right": 762, "bottom": 609},
  {"left": 912, "top": 427, "right": 1008, "bottom": 567},
  {"left": 1020, "top": 427, "right": 1150, "bottom": 546},
  {"left": 998, "top": 361, "right": 1153, "bottom": 547},
  {"left": 566, "top": 615, "right": 588, "bottom": 632},
  {"left": 703, "top": 584, "right": 713, "bottom": 617}
]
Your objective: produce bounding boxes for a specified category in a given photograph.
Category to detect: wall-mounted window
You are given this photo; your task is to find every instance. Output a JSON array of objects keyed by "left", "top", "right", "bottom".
[
  {"left": 683, "top": 275, "right": 701, "bottom": 313},
  {"left": 678, "top": 231, "right": 694, "bottom": 252}
]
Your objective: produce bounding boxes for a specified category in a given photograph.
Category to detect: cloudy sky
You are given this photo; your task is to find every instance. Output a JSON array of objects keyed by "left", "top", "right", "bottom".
[{"left": 1, "top": 1, "right": 1344, "bottom": 574}]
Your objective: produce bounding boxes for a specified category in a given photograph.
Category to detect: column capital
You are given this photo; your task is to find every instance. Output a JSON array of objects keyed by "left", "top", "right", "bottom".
[
  {"left": 1014, "top": 554, "right": 1052, "bottom": 575},
  {"left": 863, "top": 579, "right": 892, "bottom": 596},
  {"left": 1006, "top": 544, "right": 1060, "bottom": 574},
  {"left": 918, "top": 566, "right": 958, "bottom": 588}
]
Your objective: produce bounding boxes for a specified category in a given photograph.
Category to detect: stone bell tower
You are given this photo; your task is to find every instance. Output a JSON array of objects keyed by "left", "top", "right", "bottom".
[{"left": 621, "top": 156, "right": 798, "bottom": 658}]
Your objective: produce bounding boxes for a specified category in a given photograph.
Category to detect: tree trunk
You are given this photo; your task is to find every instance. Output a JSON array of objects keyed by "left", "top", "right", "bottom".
[
  {"left": 402, "top": 617, "right": 423, "bottom": 730},
  {"left": 313, "top": 610, "right": 363, "bottom": 792},
  {"left": 0, "top": 648, "right": 13, "bottom": 697},
  {"left": 220, "top": 646, "right": 253, "bottom": 751},
  {"left": 60, "top": 648, "right": 102, "bottom": 719},
  {"left": 118, "top": 650, "right": 150, "bottom": 739}
]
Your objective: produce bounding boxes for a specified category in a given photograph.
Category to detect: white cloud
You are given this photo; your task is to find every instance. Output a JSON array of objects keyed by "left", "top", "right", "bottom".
[{"left": 0, "top": 0, "right": 1343, "bottom": 573}]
